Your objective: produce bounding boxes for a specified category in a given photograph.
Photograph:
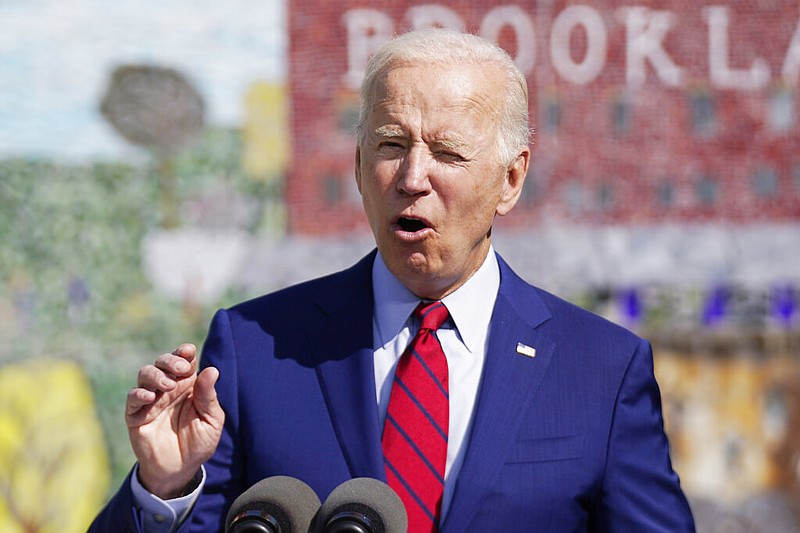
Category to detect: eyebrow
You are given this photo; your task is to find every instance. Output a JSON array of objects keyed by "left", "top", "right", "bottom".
[
  {"left": 373, "top": 125, "right": 404, "bottom": 138},
  {"left": 433, "top": 137, "right": 469, "bottom": 151},
  {"left": 372, "top": 126, "right": 469, "bottom": 151}
]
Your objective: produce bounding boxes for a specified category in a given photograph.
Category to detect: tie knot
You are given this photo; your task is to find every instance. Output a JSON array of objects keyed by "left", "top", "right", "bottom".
[{"left": 415, "top": 301, "right": 449, "bottom": 331}]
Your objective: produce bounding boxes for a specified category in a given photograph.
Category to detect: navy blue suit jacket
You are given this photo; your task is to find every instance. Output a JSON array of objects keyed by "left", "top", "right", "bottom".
[{"left": 91, "top": 251, "right": 694, "bottom": 532}]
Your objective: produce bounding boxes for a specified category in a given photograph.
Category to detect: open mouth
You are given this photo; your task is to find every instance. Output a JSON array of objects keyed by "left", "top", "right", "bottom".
[{"left": 397, "top": 217, "right": 429, "bottom": 232}]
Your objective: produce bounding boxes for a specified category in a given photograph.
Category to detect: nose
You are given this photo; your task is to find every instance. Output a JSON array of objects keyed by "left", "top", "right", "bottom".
[{"left": 396, "top": 145, "right": 433, "bottom": 196}]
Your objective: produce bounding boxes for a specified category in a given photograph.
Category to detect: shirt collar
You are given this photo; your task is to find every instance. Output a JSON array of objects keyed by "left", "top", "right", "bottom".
[{"left": 372, "top": 247, "right": 500, "bottom": 353}]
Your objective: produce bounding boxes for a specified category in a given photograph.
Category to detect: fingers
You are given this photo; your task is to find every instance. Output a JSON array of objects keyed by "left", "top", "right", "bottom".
[
  {"left": 156, "top": 343, "right": 198, "bottom": 378},
  {"left": 137, "top": 363, "right": 177, "bottom": 392},
  {"left": 126, "top": 343, "right": 200, "bottom": 423},
  {"left": 193, "top": 367, "right": 224, "bottom": 424},
  {"left": 135, "top": 344, "right": 198, "bottom": 390},
  {"left": 125, "top": 386, "right": 164, "bottom": 426},
  {"left": 171, "top": 343, "right": 198, "bottom": 364},
  {"left": 126, "top": 387, "right": 156, "bottom": 415}
]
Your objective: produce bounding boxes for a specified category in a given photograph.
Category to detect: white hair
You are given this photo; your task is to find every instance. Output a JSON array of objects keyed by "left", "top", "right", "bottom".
[{"left": 356, "top": 28, "right": 531, "bottom": 166}]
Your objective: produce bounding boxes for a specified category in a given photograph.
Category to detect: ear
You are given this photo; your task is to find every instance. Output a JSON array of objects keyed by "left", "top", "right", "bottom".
[
  {"left": 496, "top": 146, "right": 530, "bottom": 216},
  {"left": 354, "top": 145, "right": 363, "bottom": 195}
]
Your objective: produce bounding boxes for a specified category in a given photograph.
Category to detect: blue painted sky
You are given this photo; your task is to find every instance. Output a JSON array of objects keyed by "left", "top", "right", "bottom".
[{"left": 0, "top": 0, "right": 285, "bottom": 161}]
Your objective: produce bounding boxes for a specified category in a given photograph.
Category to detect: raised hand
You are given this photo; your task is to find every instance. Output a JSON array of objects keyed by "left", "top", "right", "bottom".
[{"left": 125, "top": 343, "right": 225, "bottom": 499}]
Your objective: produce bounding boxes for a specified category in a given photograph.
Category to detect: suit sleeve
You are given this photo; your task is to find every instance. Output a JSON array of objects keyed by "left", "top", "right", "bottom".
[
  {"left": 87, "top": 309, "right": 245, "bottom": 533},
  {"left": 590, "top": 338, "right": 695, "bottom": 532},
  {"left": 174, "top": 308, "right": 247, "bottom": 532},
  {"left": 86, "top": 471, "right": 143, "bottom": 533}
]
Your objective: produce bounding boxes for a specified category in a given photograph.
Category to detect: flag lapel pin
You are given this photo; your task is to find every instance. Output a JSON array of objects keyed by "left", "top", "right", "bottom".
[{"left": 516, "top": 342, "right": 536, "bottom": 358}]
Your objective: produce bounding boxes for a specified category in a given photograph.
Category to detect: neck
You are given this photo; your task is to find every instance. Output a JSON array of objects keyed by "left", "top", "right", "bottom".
[{"left": 405, "top": 249, "right": 493, "bottom": 301}]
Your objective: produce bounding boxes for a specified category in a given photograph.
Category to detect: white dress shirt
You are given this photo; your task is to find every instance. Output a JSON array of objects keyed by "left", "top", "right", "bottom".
[
  {"left": 133, "top": 247, "right": 500, "bottom": 531},
  {"left": 371, "top": 248, "right": 499, "bottom": 521}
]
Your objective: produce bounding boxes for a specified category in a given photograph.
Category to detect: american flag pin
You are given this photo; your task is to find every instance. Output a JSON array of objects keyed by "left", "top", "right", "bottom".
[{"left": 516, "top": 342, "right": 536, "bottom": 358}]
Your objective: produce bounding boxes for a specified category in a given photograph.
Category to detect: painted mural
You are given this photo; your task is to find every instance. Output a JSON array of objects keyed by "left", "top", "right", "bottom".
[{"left": 1, "top": 0, "right": 799, "bottom": 530}]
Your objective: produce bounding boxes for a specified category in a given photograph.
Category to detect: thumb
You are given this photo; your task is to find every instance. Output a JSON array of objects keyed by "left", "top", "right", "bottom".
[{"left": 194, "top": 366, "right": 223, "bottom": 423}]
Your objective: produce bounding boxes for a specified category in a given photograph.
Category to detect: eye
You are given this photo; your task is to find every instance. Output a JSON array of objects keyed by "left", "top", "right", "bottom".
[
  {"left": 435, "top": 150, "right": 466, "bottom": 163},
  {"left": 376, "top": 140, "right": 406, "bottom": 157}
]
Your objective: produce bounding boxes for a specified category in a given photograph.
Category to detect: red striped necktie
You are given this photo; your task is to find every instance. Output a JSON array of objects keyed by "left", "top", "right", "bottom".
[{"left": 382, "top": 301, "right": 450, "bottom": 533}]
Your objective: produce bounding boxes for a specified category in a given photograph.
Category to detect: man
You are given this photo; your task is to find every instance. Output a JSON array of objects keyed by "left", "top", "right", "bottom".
[{"left": 90, "top": 29, "right": 695, "bottom": 532}]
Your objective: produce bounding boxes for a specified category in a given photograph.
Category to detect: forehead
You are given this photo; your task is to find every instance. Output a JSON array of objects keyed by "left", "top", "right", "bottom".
[{"left": 367, "top": 62, "right": 505, "bottom": 132}]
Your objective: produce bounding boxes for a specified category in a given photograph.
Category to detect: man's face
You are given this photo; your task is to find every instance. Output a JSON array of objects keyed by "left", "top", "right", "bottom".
[{"left": 355, "top": 62, "right": 529, "bottom": 299}]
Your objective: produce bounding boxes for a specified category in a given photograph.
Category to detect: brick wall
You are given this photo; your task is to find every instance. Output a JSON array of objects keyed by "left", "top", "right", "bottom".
[{"left": 288, "top": 0, "right": 800, "bottom": 234}]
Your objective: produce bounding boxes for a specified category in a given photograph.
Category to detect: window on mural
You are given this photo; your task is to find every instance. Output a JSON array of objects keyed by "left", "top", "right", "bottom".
[
  {"left": 751, "top": 167, "right": 779, "bottom": 198},
  {"left": 656, "top": 181, "right": 675, "bottom": 208},
  {"left": 768, "top": 89, "right": 794, "bottom": 134},
  {"left": 690, "top": 92, "right": 716, "bottom": 136},
  {"left": 562, "top": 180, "right": 585, "bottom": 214},
  {"left": 540, "top": 97, "right": 561, "bottom": 133},
  {"left": 695, "top": 176, "right": 718, "bottom": 205},
  {"left": 597, "top": 183, "right": 615, "bottom": 211},
  {"left": 793, "top": 164, "right": 800, "bottom": 192},
  {"left": 338, "top": 105, "right": 359, "bottom": 133},
  {"left": 612, "top": 97, "right": 631, "bottom": 134},
  {"left": 325, "top": 175, "right": 340, "bottom": 204},
  {"left": 520, "top": 170, "right": 540, "bottom": 205}
]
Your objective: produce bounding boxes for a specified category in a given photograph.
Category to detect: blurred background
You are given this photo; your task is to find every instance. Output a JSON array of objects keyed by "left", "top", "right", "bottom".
[{"left": 1, "top": 0, "right": 799, "bottom": 531}]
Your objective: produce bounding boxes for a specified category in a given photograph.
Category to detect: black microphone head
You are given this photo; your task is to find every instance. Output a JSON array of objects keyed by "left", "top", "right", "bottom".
[
  {"left": 225, "top": 476, "right": 321, "bottom": 533},
  {"left": 311, "top": 477, "right": 407, "bottom": 533}
]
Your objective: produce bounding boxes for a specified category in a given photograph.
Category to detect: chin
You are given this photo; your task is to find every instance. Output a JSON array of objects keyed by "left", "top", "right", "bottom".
[
  {"left": 405, "top": 249, "right": 430, "bottom": 267},
  {"left": 385, "top": 250, "right": 431, "bottom": 281}
]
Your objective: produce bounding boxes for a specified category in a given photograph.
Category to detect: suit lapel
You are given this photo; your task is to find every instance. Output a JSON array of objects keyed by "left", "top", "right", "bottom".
[
  {"left": 304, "top": 251, "right": 560, "bottom": 522},
  {"left": 442, "top": 256, "right": 556, "bottom": 533},
  {"left": 309, "top": 251, "right": 387, "bottom": 481}
]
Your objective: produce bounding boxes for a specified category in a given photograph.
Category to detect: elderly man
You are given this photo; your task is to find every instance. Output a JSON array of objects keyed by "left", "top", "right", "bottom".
[{"left": 90, "top": 29, "right": 695, "bottom": 532}]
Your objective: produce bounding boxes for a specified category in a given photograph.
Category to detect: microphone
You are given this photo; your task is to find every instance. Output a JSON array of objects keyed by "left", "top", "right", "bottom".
[
  {"left": 225, "top": 476, "right": 321, "bottom": 533},
  {"left": 310, "top": 478, "right": 407, "bottom": 533}
]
